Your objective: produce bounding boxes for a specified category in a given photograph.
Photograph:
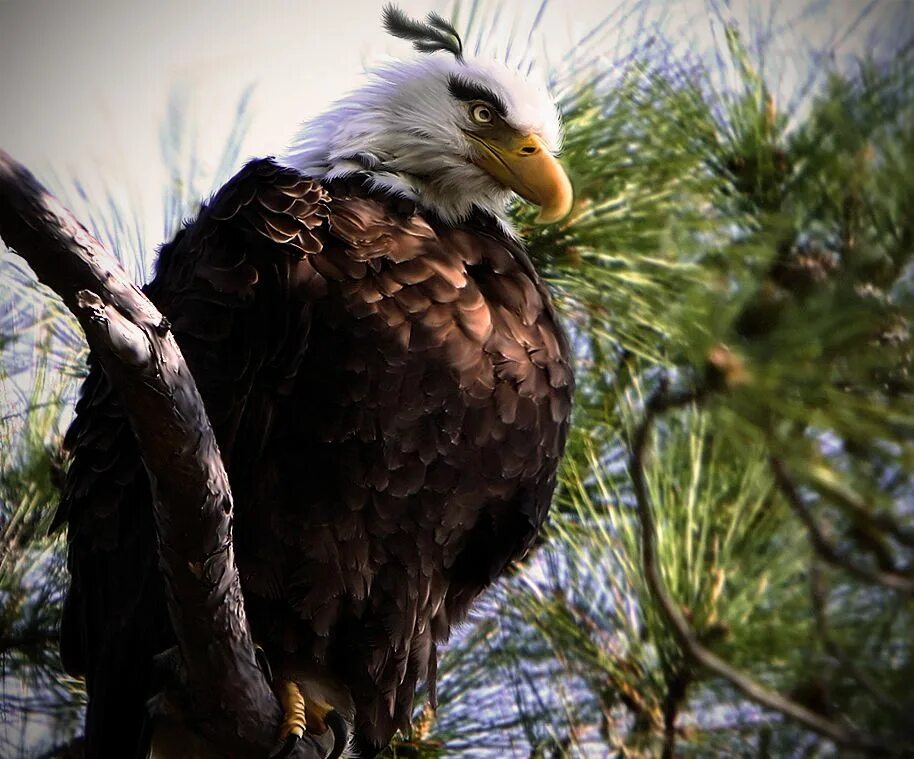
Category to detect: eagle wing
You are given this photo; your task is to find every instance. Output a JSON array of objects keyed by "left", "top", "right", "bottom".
[{"left": 56, "top": 158, "right": 329, "bottom": 756}]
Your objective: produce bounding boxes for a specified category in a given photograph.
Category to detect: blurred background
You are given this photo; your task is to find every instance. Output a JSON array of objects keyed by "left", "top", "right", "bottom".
[{"left": 2, "top": 0, "right": 914, "bottom": 756}]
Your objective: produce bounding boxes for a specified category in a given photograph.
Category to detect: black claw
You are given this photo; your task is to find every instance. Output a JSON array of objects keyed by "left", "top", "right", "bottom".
[
  {"left": 254, "top": 644, "right": 274, "bottom": 684},
  {"left": 265, "top": 711, "right": 347, "bottom": 759},
  {"left": 267, "top": 733, "right": 300, "bottom": 759},
  {"left": 325, "top": 710, "right": 349, "bottom": 759}
]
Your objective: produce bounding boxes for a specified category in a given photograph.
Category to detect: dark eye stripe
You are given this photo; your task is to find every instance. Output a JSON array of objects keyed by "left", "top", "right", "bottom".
[{"left": 446, "top": 75, "right": 509, "bottom": 118}]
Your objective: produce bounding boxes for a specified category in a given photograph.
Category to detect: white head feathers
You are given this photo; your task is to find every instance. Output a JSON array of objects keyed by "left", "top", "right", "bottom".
[{"left": 280, "top": 48, "right": 563, "bottom": 228}]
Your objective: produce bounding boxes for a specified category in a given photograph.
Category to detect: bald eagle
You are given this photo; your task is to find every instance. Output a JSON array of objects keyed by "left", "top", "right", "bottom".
[{"left": 56, "top": 7, "right": 574, "bottom": 758}]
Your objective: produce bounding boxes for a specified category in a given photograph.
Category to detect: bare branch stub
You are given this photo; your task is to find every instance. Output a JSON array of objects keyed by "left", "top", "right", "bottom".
[{"left": 0, "top": 150, "right": 321, "bottom": 757}]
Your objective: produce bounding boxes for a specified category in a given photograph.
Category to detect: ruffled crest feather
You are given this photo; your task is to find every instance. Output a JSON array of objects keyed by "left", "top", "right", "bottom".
[{"left": 382, "top": 4, "right": 464, "bottom": 61}]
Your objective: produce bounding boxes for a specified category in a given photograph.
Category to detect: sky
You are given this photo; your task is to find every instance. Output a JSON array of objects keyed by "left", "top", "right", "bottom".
[{"left": 0, "top": 0, "right": 616, "bottom": 244}]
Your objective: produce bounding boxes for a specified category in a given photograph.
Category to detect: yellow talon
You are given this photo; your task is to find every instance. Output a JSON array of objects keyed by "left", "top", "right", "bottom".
[
  {"left": 279, "top": 679, "right": 306, "bottom": 739},
  {"left": 274, "top": 676, "right": 350, "bottom": 759}
]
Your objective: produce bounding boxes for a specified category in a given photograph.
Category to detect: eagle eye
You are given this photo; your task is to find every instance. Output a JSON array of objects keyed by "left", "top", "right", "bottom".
[{"left": 470, "top": 103, "right": 494, "bottom": 125}]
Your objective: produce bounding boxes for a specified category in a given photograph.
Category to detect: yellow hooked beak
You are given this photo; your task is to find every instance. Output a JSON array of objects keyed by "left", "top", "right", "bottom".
[{"left": 465, "top": 129, "right": 573, "bottom": 224}]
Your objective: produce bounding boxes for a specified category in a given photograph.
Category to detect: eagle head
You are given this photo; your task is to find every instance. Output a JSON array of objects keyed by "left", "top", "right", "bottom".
[{"left": 281, "top": 4, "right": 573, "bottom": 228}]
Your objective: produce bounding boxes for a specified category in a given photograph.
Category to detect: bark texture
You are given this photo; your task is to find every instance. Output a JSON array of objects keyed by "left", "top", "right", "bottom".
[{"left": 0, "top": 150, "right": 321, "bottom": 758}]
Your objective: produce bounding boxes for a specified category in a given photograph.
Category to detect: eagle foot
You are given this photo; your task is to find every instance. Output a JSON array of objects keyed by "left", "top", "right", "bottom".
[{"left": 270, "top": 679, "right": 349, "bottom": 759}]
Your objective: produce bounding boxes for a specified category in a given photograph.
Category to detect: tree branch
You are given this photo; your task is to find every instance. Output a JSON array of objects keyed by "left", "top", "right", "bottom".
[
  {"left": 0, "top": 150, "right": 319, "bottom": 757},
  {"left": 660, "top": 666, "right": 690, "bottom": 759},
  {"left": 627, "top": 380, "right": 894, "bottom": 753},
  {"left": 808, "top": 562, "right": 902, "bottom": 715},
  {"left": 771, "top": 457, "right": 914, "bottom": 594}
]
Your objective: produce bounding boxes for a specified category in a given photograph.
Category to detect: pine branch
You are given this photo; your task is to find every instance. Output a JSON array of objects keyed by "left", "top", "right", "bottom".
[
  {"left": 771, "top": 458, "right": 914, "bottom": 594},
  {"left": 660, "top": 666, "right": 690, "bottom": 759},
  {"left": 627, "top": 379, "right": 896, "bottom": 753},
  {"left": 0, "top": 150, "right": 321, "bottom": 758},
  {"left": 808, "top": 562, "right": 901, "bottom": 715}
]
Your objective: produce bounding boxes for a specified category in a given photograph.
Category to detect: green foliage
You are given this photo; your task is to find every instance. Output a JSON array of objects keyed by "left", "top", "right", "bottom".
[
  {"left": 402, "top": 8, "right": 914, "bottom": 757},
  {"left": 0, "top": 366, "right": 84, "bottom": 756}
]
